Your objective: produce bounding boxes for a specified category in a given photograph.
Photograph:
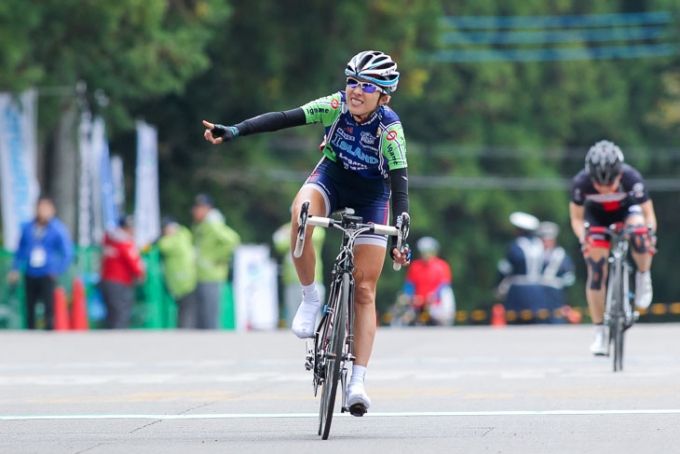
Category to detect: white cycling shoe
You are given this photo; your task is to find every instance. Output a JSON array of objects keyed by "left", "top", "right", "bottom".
[
  {"left": 291, "top": 301, "right": 319, "bottom": 339},
  {"left": 347, "top": 384, "right": 371, "bottom": 417},
  {"left": 590, "top": 330, "right": 606, "bottom": 356},
  {"left": 634, "top": 271, "right": 653, "bottom": 309}
]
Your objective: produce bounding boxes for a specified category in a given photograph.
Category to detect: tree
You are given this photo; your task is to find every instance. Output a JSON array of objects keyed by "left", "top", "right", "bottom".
[{"left": 0, "top": 0, "right": 230, "bottom": 232}]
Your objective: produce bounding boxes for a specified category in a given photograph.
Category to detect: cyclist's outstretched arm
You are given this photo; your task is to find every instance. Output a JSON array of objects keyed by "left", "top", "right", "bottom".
[{"left": 203, "top": 108, "right": 307, "bottom": 144}]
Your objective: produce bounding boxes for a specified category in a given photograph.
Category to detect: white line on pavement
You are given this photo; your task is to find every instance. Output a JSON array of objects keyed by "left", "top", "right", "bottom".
[{"left": 2, "top": 409, "right": 680, "bottom": 421}]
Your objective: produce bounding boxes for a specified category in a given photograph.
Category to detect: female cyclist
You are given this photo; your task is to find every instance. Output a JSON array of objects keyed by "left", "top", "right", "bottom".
[{"left": 202, "top": 50, "right": 411, "bottom": 415}]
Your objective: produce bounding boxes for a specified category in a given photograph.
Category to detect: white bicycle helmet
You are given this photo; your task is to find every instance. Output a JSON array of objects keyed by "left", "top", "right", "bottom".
[
  {"left": 417, "top": 236, "right": 440, "bottom": 254},
  {"left": 585, "top": 140, "right": 624, "bottom": 185},
  {"left": 345, "top": 50, "right": 400, "bottom": 93}
]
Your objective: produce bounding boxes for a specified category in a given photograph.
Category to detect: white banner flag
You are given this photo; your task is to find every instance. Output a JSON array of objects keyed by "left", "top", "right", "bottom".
[
  {"left": 77, "top": 111, "right": 93, "bottom": 247},
  {"left": 90, "top": 117, "right": 105, "bottom": 242},
  {"left": 110, "top": 154, "right": 125, "bottom": 216},
  {"left": 134, "top": 120, "right": 160, "bottom": 248},
  {"left": 233, "top": 244, "right": 279, "bottom": 331},
  {"left": 0, "top": 89, "right": 40, "bottom": 251}
]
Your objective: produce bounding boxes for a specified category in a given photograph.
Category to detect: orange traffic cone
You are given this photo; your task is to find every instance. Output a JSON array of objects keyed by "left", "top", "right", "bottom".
[
  {"left": 70, "top": 277, "right": 89, "bottom": 330},
  {"left": 53, "top": 286, "right": 70, "bottom": 331},
  {"left": 491, "top": 303, "right": 507, "bottom": 327},
  {"left": 563, "top": 305, "right": 583, "bottom": 324}
]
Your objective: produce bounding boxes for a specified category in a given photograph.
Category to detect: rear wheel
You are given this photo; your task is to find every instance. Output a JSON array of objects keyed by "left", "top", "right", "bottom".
[{"left": 319, "top": 273, "right": 349, "bottom": 440}]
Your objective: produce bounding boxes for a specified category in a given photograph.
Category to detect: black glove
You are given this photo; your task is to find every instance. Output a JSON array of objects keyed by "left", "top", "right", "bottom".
[
  {"left": 390, "top": 243, "right": 411, "bottom": 261},
  {"left": 211, "top": 124, "right": 240, "bottom": 142}
]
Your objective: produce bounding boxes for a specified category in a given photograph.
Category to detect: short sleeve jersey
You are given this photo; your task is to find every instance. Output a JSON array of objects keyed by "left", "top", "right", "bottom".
[
  {"left": 301, "top": 92, "right": 407, "bottom": 179},
  {"left": 570, "top": 164, "right": 649, "bottom": 212}
]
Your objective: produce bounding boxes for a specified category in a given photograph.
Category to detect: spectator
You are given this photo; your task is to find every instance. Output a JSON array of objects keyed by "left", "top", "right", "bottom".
[
  {"left": 495, "top": 212, "right": 545, "bottom": 323},
  {"left": 158, "top": 216, "right": 198, "bottom": 328},
  {"left": 403, "top": 236, "right": 455, "bottom": 326},
  {"left": 537, "top": 221, "right": 576, "bottom": 323},
  {"left": 6, "top": 196, "right": 74, "bottom": 330},
  {"left": 100, "top": 215, "right": 145, "bottom": 329},
  {"left": 192, "top": 194, "right": 241, "bottom": 329},
  {"left": 272, "top": 220, "right": 325, "bottom": 328}
]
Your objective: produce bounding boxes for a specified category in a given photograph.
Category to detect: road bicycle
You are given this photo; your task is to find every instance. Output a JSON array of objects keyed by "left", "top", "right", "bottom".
[
  {"left": 585, "top": 222, "right": 649, "bottom": 372},
  {"left": 293, "top": 201, "right": 409, "bottom": 439}
]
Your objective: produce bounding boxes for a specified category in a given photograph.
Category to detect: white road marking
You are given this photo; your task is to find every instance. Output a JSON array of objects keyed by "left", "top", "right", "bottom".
[
  {"left": 1, "top": 367, "right": 679, "bottom": 386},
  {"left": 2, "top": 409, "right": 680, "bottom": 421}
]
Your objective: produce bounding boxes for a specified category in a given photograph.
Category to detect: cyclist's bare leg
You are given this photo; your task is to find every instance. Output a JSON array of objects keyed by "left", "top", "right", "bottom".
[
  {"left": 626, "top": 214, "right": 653, "bottom": 272},
  {"left": 584, "top": 246, "right": 609, "bottom": 324},
  {"left": 626, "top": 213, "right": 654, "bottom": 308},
  {"left": 289, "top": 187, "right": 327, "bottom": 338},
  {"left": 290, "top": 187, "right": 327, "bottom": 285},
  {"left": 351, "top": 244, "right": 386, "bottom": 367}
]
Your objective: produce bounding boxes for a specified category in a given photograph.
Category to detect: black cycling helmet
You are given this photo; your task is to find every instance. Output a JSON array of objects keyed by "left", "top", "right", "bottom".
[{"left": 585, "top": 140, "right": 624, "bottom": 185}]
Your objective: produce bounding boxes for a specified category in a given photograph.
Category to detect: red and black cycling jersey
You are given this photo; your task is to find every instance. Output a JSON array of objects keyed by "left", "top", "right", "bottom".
[{"left": 570, "top": 164, "right": 649, "bottom": 212}]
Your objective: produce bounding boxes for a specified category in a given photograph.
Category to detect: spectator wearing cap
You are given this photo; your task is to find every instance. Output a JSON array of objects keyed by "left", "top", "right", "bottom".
[
  {"left": 537, "top": 221, "right": 576, "bottom": 322},
  {"left": 402, "top": 236, "right": 455, "bottom": 326},
  {"left": 191, "top": 194, "right": 241, "bottom": 329},
  {"left": 100, "top": 215, "right": 146, "bottom": 329},
  {"left": 158, "top": 216, "right": 198, "bottom": 328},
  {"left": 6, "top": 195, "right": 74, "bottom": 330},
  {"left": 495, "top": 212, "right": 546, "bottom": 323}
]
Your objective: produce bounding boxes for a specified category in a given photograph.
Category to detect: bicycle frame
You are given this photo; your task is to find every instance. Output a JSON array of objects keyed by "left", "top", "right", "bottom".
[
  {"left": 587, "top": 223, "right": 647, "bottom": 371},
  {"left": 294, "top": 200, "right": 407, "bottom": 439}
]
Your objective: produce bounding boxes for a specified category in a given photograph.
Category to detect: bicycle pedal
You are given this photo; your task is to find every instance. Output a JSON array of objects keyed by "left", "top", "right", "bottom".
[
  {"left": 305, "top": 358, "right": 313, "bottom": 371},
  {"left": 349, "top": 403, "right": 367, "bottom": 417}
]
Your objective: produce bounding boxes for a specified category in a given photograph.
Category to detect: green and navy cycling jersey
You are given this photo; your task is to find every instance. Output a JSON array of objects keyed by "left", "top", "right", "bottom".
[
  {"left": 228, "top": 92, "right": 409, "bottom": 229},
  {"left": 301, "top": 91, "right": 407, "bottom": 180}
]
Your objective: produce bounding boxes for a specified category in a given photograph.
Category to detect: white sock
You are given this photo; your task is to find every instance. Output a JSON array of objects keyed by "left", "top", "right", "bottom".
[
  {"left": 595, "top": 324, "right": 605, "bottom": 336},
  {"left": 302, "top": 283, "right": 319, "bottom": 305},
  {"left": 350, "top": 365, "right": 367, "bottom": 387}
]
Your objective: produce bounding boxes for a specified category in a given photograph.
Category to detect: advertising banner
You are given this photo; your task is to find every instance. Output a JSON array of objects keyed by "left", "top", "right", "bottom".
[{"left": 0, "top": 90, "right": 40, "bottom": 251}]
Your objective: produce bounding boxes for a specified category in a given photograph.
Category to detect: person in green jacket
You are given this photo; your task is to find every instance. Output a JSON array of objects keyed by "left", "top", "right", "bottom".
[
  {"left": 191, "top": 194, "right": 241, "bottom": 329},
  {"left": 158, "top": 216, "right": 198, "bottom": 328},
  {"left": 273, "top": 220, "right": 325, "bottom": 328}
]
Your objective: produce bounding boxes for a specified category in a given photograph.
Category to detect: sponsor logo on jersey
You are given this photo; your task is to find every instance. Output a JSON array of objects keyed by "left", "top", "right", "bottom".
[
  {"left": 306, "top": 106, "right": 330, "bottom": 116},
  {"left": 336, "top": 128, "right": 355, "bottom": 142},
  {"left": 386, "top": 130, "right": 398, "bottom": 141},
  {"left": 330, "top": 135, "right": 379, "bottom": 164},
  {"left": 331, "top": 99, "right": 340, "bottom": 109},
  {"left": 360, "top": 131, "right": 376, "bottom": 145},
  {"left": 344, "top": 126, "right": 354, "bottom": 134},
  {"left": 632, "top": 182, "right": 645, "bottom": 199},
  {"left": 573, "top": 188, "right": 582, "bottom": 203},
  {"left": 386, "top": 143, "right": 397, "bottom": 162}
]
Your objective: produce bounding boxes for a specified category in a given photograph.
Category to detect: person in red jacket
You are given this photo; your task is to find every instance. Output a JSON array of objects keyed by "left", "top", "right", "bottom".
[
  {"left": 100, "top": 215, "right": 145, "bottom": 329},
  {"left": 403, "top": 237, "right": 455, "bottom": 325}
]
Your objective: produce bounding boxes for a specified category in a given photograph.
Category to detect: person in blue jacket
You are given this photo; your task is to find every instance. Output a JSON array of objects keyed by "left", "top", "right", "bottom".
[{"left": 6, "top": 196, "right": 74, "bottom": 329}]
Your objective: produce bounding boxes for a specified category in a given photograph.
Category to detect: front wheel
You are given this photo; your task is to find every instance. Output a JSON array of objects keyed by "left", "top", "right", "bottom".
[
  {"left": 318, "top": 273, "right": 349, "bottom": 440},
  {"left": 612, "top": 317, "right": 625, "bottom": 372}
]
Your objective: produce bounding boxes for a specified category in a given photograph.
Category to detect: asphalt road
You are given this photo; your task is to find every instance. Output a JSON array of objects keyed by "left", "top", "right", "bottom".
[{"left": 1, "top": 324, "right": 680, "bottom": 453}]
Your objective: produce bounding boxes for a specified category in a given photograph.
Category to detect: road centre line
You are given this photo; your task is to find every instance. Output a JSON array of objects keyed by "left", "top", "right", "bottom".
[{"left": 2, "top": 409, "right": 680, "bottom": 421}]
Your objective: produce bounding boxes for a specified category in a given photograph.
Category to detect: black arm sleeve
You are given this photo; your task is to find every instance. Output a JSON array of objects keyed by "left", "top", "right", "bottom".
[
  {"left": 234, "top": 108, "right": 307, "bottom": 136},
  {"left": 389, "top": 167, "right": 409, "bottom": 247}
]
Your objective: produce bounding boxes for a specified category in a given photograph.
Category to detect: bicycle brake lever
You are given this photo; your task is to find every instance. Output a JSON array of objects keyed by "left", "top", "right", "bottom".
[{"left": 392, "top": 213, "right": 410, "bottom": 271}]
